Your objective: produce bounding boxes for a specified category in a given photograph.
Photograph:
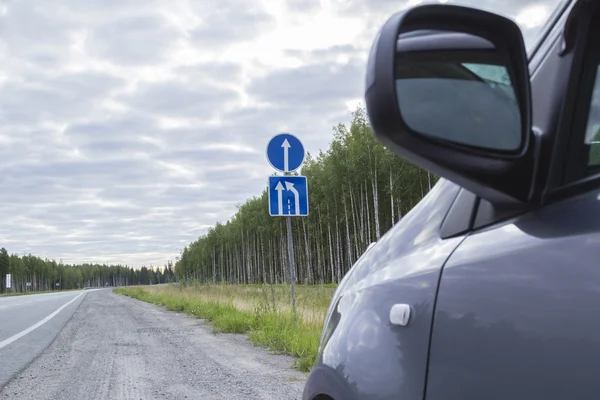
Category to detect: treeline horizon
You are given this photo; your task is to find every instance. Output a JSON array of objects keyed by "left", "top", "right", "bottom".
[
  {"left": 174, "top": 107, "right": 437, "bottom": 284},
  {"left": 1, "top": 107, "right": 437, "bottom": 293},
  {"left": 0, "top": 247, "right": 175, "bottom": 293}
]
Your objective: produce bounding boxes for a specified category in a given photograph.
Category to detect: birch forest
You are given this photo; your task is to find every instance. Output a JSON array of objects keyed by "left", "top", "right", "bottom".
[
  {"left": 174, "top": 108, "right": 438, "bottom": 284},
  {"left": 0, "top": 247, "right": 175, "bottom": 293}
]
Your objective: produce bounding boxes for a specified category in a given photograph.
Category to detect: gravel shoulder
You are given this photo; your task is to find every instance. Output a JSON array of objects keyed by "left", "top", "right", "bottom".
[{"left": 1, "top": 289, "right": 306, "bottom": 400}]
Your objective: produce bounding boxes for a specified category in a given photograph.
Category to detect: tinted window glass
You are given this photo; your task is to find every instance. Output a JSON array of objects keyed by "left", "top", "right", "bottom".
[
  {"left": 585, "top": 66, "right": 600, "bottom": 166},
  {"left": 463, "top": 63, "right": 511, "bottom": 86},
  {"left": 396, "top": 62, "right": 521, "bottom": 151}
]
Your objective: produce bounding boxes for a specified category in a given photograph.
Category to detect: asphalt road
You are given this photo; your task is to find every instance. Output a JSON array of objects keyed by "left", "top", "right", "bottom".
[
  {"left": 0, "top": 290, "right": 89, "bottom": 387},
  {"left": 0, "top": 289, "right": 305, "bottom": 399}
]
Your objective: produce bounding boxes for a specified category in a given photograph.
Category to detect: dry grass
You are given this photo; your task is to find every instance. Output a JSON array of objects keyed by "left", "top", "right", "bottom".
[{"left": 142, "top": 283, "right": 334, "bottom": 329}]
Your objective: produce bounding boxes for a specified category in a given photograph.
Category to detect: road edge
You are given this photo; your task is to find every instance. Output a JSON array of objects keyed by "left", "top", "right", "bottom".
[{"left": 0, "top": 291, "right": 89, "bottom": 390}]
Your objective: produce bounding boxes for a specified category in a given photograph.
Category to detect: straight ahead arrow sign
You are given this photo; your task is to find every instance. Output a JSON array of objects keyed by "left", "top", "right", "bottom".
[
  {"left": 275, "top": 181, "right": 285, "bottom": 215},
  {"left": 266, "top": 133, "right": 305, "bottom": 173},
  {"left": 282, "top": 139, "right": 291, "bottom": 172}
]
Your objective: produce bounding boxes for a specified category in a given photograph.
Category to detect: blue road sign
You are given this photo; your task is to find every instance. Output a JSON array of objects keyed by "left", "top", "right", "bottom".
[
  {"left": 268, "top": 176, "right": 309, "bottom": 216},
  {"left": 266, "top": 133, "right": 305, "bottom": 173}
]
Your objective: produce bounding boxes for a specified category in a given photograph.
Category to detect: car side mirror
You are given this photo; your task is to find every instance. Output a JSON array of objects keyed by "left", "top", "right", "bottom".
[{"left": 365, "top": 4, "right": 535, "bottom": 207}]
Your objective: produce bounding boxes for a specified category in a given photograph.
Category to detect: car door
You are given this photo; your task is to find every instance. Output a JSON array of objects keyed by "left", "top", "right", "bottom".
[
  {"left": 425, "top": 1, "right": 600, "bottom": 399},
  {"left": 304, "top": 178, "right": 466, "bottom": 400}
]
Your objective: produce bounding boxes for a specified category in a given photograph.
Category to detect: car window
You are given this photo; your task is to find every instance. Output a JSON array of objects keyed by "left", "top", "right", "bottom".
[
  {"left": 462, "top": 63, "right": 511, "bottom": 86},
  {"left": 585, "top": 66, "right": 600, "bottom": 167}
]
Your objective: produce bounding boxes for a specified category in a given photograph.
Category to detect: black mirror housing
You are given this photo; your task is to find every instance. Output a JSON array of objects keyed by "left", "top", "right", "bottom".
[{"left": 365, "top": 4, "right": 534, "bottom": 207}]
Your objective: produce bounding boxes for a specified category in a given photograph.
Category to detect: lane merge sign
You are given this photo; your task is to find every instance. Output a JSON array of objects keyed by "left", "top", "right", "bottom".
[
  {"left": 268, "top": 176, "right": 309, "bottom": 216},
  {"left": 266, "top": 132, "right": 309, "bottom": 217}
]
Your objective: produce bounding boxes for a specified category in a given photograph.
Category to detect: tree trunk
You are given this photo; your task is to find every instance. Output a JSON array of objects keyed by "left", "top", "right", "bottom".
[
  {"left": 390, "top": 168, "right": 395, "bottom": 226},
  {"left": 328, "top": 216, "right": 335, "bottom": 283},
  {"left": 373, "top": 164, "right": 381, "bottom": 240},
  {"left": 343, "top": 194, "right": 352, "bottom": 273},
  {"left": 349, "top": 184, "right": 359, "bottom": 262},
  {"left": 303, "top": 219, "right": 313, "bottom": 284},
  {"left": 365, "top": 179, "right": 371, "bottom": 243},
  {"left": 212, "top": 246, "right": 216, "bottom": 283},
  {"left": 335, "top": 215, "right": 342, "bottom": 282}
]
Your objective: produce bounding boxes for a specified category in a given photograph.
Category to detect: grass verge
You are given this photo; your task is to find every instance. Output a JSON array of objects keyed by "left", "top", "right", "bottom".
[{"left": 113, "top": 284, "right": 334, "bottom": 372}]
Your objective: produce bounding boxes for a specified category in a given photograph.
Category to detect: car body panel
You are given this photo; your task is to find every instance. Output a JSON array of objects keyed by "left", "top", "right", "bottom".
[
  {"left": 304, "top": 1, "right": 586, "bottom": 399},
  {"left": 303, "top": 178, "right": 465, "bottom": 400},
  {"left": 426, "top": 188, "right": 600, "bottom": 399}
]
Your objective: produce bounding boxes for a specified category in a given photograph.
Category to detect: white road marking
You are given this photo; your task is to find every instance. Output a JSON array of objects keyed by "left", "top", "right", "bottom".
[{"left": 0, "top": 292, "right": 85, "bottom": 350}]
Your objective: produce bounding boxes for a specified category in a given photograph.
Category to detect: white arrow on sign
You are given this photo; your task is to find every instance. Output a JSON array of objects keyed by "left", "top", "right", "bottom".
[
  {"left": 275, "top": 181, "right": 285, "bottom": 215},
  {"left": 282, "top": 139, "right": 291, "bottom": 172},
  {"left": 285, "top": 181, "right": 300, "bottom": 215}
]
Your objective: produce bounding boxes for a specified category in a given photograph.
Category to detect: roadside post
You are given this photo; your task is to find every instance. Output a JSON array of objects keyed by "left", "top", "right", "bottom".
[{"left": 266, "top": 133, "right": 309, "bottom": 320}]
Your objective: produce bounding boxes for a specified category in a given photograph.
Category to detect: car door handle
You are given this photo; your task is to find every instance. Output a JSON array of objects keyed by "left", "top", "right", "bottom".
[{"left": 390, "top": 304, "right": 411, "bottom": 326}]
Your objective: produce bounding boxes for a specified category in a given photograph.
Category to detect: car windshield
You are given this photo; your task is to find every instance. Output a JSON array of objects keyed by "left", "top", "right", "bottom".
[{"left": 436, "top": 0, "right": 567, "bottom": 51}]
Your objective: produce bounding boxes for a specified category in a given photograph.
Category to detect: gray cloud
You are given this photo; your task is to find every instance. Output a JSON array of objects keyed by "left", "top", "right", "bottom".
[
  {"left": 0, "top": 1, "right": 76, "bottom": 66},
  {"left": 87, "top": 14, "right": 180, "bottom": 65},
  {"left": 175, "top": 62, "right": 244, "bottom": 84},
  {"left": 285, "top": 44, "right": 363, "bottom": 63},
  {"left": 285, "top": 0, "right": 321, "bottom": 12},
  {"left": 0, "top": 0, "right": 562, "bottom": 266},
  {"left": 188, "top": 0, "right": 276, "bottom": 47},
  {"left": 122, "top": 81, "right": 239, "bottom": 118},
  {"left": 0, "top": 72, "right": 125, "bottom": 124},
  {"left": 66, "top": 115, "right": 155, "bottom": 139},
  {"left": 247, "top": 60, "right": 364, "bottom": 107}
]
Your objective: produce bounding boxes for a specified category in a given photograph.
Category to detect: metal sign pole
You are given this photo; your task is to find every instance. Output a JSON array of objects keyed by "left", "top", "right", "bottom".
[
  {"left": 266, "top": 132, "right": 307, "bottom": 323},
  {"left": 286, "top": 215, "right": 296, "bottom": 320}
]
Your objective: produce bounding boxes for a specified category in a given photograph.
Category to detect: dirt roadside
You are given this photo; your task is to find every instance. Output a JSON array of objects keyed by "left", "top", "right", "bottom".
[{"left": 1, "top": 289, "right": 306, "bottom": 400}]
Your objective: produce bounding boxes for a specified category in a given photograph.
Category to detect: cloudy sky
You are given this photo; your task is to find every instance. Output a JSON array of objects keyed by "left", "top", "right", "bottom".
[{"left": 0, "top": 0, "right": 560, "bottom": 266}]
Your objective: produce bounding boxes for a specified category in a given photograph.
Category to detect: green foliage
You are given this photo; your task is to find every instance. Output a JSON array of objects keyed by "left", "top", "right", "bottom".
[
  {"left": 0, "top": 252, "right": 176, "bottom": 294},
  {"left": 0, "top": 248, "right": 9, "bottom": 292},
  {"left": 248, "top": 311, "right": 320, "bottom": 371},
  {"left": 174, "top": 107, "right": 437, "bottom": 285}
]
